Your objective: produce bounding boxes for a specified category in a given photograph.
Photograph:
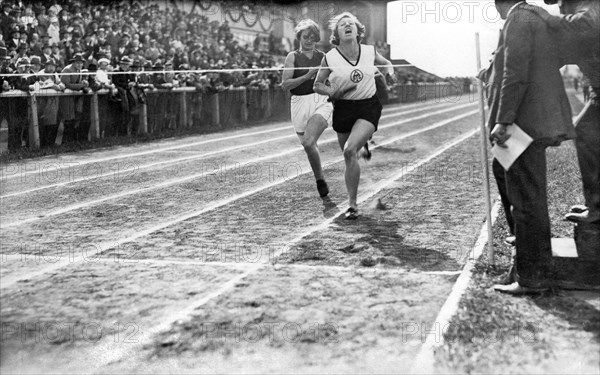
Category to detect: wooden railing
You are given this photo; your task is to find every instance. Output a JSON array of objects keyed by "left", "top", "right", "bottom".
[{"left": 0, "top": 82, "right": 469, "bottom": 152}]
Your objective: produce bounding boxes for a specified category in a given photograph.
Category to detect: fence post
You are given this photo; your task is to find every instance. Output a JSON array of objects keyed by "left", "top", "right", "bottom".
[
  {"left": 89, "top": 92, "right": 100, "bottom": 140},
  {"left": 239, "top": 87, "right": 248, "bottom": 122},
  {"left": 0, "top": 117, "right": 8, "bottom": 154},
  {"left": 264, "top": 88, "right": 272, "bottom": 118},
  {"left": 28, "top": 95, "right": 40, "bottom": 149},
  {"left": 139, "top": 101, "right": 148, "bottom": 134},
  {"left": 179, "top": 91, "right": 187, "bottom": 128},
  {"left": 210, "top": 93, "right": 220, "bottom": 127}
]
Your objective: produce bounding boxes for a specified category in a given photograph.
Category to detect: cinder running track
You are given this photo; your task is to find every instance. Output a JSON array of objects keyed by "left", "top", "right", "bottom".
[{"left": 1, "top": 94, "right": 489, "bottom": 374}]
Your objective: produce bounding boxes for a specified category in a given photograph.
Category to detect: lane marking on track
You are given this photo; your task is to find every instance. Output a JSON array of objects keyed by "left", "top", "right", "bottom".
[
  {"left": 1, "top": 107, "right": 478, "bottom": 228},
  {"left": 88, "top": 128, "right": 483, "bottom": 371},
  {"left": 0, "top": 99, "right": 460, "bottom": 182},
  {"left": 0, "top": 101, "right": 474, "bottom": 198},
  {"left": 0, "top": 112, "right": 479, "bottom": 289},
  {"left": 0, "top": 254, "right": 463, "bottom": 276},
  {"left": 410, "top": 200, "right": 502, "bottom": 374}
]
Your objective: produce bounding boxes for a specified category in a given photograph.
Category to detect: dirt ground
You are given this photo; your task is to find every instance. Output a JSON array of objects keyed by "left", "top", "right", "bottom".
[{"left": 1, "top": 94, "right": 596, "bottom": 374}]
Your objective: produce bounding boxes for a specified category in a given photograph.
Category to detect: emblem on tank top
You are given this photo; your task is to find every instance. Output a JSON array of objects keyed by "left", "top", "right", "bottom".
[{"left": 350, "top": 69, "right": 363, "bottom": 83}]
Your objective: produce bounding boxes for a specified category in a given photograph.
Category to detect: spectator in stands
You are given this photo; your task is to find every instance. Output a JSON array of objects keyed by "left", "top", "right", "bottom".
[
  {"left": 37, "top": 7, "right": 50, "bottom": 34},
  {"left": 6, "top": 26, "right": 21, "bottom": 51},
  {"left": 21, "top": 5, "right": 37, "bottom": 32},
  {"left": 1, "top": 3, "right": 14, "bottom": 38},
  {"left": 50, "top": 42, "right": 60, "bottom": 65},
  {"left": 47, "top": 15, "right": 60, "bottom": 45},
  {"left": 0, "top": 46, "right": 12, "bottom": 92},
  {"left": 94, "top": 57, "right": 114, "bottom": 90},
  {"left": 30, "top": 55, "right": 42, "bottom": 73},
  {"left": 36, "top": 58, "right": 63, "bottom": 146},
  {"left": 58, "top": 52, "right": 89, "bottom": 144},
  {"left": 15, "top": 44, "right": 29, "bottom": 64},
  {"left": 11, "top": 57, "right": 35, "bottom": 147},
  {"left": 112, "top": 55, "right": 138, "bottom": 135}
]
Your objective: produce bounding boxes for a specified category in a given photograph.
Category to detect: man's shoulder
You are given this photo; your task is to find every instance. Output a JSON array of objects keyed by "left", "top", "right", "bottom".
[{"left": 507, "top": 4, "right": 543, "bottom": 26}]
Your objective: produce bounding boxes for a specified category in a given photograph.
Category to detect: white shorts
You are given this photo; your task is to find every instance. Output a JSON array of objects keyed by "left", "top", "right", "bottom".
[{"left": 290, "top": 93, "right": 333, "bottom": 133}]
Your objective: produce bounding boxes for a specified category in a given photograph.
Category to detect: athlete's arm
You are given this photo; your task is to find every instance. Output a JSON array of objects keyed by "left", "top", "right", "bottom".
[
  {"left": 313, "top": 57, "right": 333, "bottom": 96},
  {"left": 374, "top": 49, "right": 395, "bottom": 82}
]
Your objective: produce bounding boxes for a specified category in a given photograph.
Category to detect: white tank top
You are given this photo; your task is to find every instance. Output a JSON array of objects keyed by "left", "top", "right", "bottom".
[{"left": 325, "top": 44, "right": 377, "bottom": 100}]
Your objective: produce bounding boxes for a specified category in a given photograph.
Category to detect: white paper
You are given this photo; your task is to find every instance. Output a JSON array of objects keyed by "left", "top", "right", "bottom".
[{"left": 491, "top": 123, "right": 533, "bottom": 171}]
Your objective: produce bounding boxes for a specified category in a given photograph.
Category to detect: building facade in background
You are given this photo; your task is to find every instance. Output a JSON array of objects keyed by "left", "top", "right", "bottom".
[{"left": 170, "top": 0, "right": 389, "bottom": 56}]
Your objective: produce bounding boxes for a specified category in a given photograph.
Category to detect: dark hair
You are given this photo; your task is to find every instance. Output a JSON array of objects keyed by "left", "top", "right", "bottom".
[
  {"left": 329, "top": 12, "right": 365, "bottom": 46},
  {"left": 294, "top": 19, "right": 320, "bottom": 43}
]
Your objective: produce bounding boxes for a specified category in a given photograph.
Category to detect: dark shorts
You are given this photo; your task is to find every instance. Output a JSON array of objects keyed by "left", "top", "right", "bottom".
[{"left": 332, "top": 95, "right": 382, "bottom": 133}]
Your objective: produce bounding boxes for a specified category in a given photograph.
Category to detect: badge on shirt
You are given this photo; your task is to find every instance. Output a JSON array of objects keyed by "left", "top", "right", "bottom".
[{"left": 350, "top": 69, "right": 363, "bottom": 83}]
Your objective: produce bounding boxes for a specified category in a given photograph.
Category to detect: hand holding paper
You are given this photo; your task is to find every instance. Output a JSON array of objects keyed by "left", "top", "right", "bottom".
[
  {"left": 490, "top": 123, "right": 511, "bottom": 148},
  {"left": 491, "top": 123, "right": 533, "bottom": 170}
]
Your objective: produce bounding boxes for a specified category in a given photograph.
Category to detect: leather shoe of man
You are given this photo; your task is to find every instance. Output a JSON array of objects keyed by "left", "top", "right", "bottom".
[
  {"left": 556, "top": 280, "right": 600, "bottom": 291},
  {"left": 564, "top": 210, "right": 600, "bottom": 223},
  {"left": 569, "top": 204, "right": 589, "bottom": 214},
  {"left": 493, "top": 282, "right": 548, "bottom": 295}
]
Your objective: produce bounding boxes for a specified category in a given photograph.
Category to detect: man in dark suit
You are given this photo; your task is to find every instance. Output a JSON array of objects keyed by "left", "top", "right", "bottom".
[
  {"left": 58, "top": 53, "right": 90, "bottom": 144},
  {"left": 1, "top": 3, "right": 15, "bottom": 38},
  {"left": 479, "top": 29, "right": 516, "bottom": 249},
  {"left": 529, "top": 1, "right": 600, "bottom": 224},
  {"left": 112, "top": 56, "right": 135, "bottom": 136},
  {"left": 490, "top": 0, "right": 576, "bottom": 294}
]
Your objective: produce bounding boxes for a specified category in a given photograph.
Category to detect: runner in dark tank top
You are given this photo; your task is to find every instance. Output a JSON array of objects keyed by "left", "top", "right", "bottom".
[{"left": 281, "top": 19, "right": 333, "bottom": 198}]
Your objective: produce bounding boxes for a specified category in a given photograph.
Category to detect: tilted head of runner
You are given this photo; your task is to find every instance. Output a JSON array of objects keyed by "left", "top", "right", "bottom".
[{"left": 329, "top": 12, "right": 365, "bottom": 46}]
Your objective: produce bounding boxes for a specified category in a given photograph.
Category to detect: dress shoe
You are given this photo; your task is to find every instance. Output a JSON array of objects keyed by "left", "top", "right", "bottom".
[
  {"left": 556, "top": 280, "right": 600, "bottom": 291},
  {"left": 569, "top": 204, "right": 589, "bottom": 214},
  {"left": 564, "top": 210, "right": 600, "bottom": 223},
  {"left": 493, "top": 282, "right": 548, "bottom": 295},
  {"left": 504, "top": 235, "right": 516, "bottom": 246}
]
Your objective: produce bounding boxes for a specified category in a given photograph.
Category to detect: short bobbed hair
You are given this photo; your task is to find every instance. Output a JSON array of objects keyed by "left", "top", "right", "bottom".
[
  {"left": 329, "top": 12, "right": 365, "bottom": 46},
  {"left": 294, "top": 19, "right": 321, "bottom": 43}
]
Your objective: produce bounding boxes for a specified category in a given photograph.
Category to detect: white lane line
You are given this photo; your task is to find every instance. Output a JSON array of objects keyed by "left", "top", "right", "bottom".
[
  {"left": 0, "top": 99, "right": 455, "bottom": 182},
  {"left": 92, "top": 127, "right": 482, "bottom": 371},
  {"left": 1, "top": 107, "right": 477, "bottom": 228},
  {"left": 410, "top": 200, "right": 502, "bottom": 374},
  {"left": 1, "top": 101, "right": 473, "bottom": 198},
  {"left": 0, "top": 253, "right": 463, "bottom": 276},
  {"left": 0, "top": 111, "right": 479, "bottom": 289}
]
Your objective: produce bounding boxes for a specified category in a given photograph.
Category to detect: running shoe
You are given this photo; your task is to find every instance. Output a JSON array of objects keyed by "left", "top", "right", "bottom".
[{"left": 344, "top": 207, "right": 359, "bottom": 220}]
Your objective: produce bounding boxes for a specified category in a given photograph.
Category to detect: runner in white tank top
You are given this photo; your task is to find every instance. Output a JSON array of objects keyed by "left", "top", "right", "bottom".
[{"left": 314, "top": 12, "right": 396, "bottom": 219}]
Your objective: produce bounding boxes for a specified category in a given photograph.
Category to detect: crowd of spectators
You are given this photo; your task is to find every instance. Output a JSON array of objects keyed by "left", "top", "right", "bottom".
[
  {"left": 0, "top": 0, "right": 405, "bottom": 149},
  {"left": 0, "top": 0, "right": 290, "bottom": 148},
  {"left": 0, "top": 0, "right": 285, "bottom": 95}
]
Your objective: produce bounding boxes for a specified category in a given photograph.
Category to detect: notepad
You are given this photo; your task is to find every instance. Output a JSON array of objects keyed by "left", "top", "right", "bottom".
[{"left": 491, "top": 123, "right": 533, "bottom": 171}]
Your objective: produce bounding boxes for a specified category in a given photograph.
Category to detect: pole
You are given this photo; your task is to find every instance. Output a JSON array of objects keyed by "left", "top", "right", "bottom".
[{"left": 475, "top": 32, "right": 495, "bottom": 264}]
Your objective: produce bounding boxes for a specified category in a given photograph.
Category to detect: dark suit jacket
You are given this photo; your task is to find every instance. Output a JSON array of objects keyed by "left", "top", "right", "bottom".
[
  {"left": 60, "top": 64, "right": 87, "bottom": 90},
  {"left": 490, "top": 3, "right": 575, "bottom": 144},
  {"left": 546, "top": 2, "right": 600, "bottom": 88}
]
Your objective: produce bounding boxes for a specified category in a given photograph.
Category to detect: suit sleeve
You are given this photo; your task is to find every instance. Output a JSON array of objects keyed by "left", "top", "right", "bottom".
[
  {"left": 496, "top": 14, "right": 532, "bottom": 125},
  {"left": 547, "top": 7, "right": 599, "bottom": 35}
]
